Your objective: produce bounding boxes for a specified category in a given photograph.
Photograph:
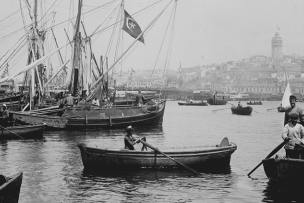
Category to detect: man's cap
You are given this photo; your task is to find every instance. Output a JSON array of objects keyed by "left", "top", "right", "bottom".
[
  {"left": 289, "top": 95, "right": 297, "bottom": 100},
  {"left": 126, "top": 125, "right": 133, "bottom": 131},
  {"left": 290, "top": 113, "right": 299, "bottom": 118},
  {"left": 2, "top": 104, "right": 7, "bottom": 107}
]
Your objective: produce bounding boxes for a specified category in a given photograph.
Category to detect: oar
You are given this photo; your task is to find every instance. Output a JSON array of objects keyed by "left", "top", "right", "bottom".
[
  {"left": 212, "top": 107, "right": 231, "bottom": 112},
  {"left": 247, "top": 140, "right": 287, "bottom": 176},
  {"left": 0, "top": 125, "right": 24, "bottom": 140},
  {"left": 253, "top": 110, "right": 260, "bottom": 114},
  {"left": 139, "top": 140, "right": 200, "bottom": 175}
]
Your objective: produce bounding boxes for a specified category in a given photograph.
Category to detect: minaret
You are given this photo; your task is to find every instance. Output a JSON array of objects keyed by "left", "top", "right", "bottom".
[{"left": 271, "top": 32, "right": 283, "bottom": 61}]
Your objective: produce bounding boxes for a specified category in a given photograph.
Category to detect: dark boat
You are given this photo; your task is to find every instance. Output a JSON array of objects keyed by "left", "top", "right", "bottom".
[
  {"left": 277, "top": 106, "right": 286, "bottom": 112},
  {"left": 231, "top": 106, "right": 253, "bottom": 115},
  {"left": 64, "top": 100, "right": 166, "bottom": 129},
  {"left": 0, "top": 124, "right": 45, "bottom": 140},
  {"left": 77, "top": 137, "right": 237, "bottom": 170},
  {"left": 0, "top": 172, "right": 23, "bottom": 203},
  {"left": 0, "top": 95, "right": 21, "bottom": 103},
  {"left": 207, "top": 98, "right": 227, "bottom": 105},
  {"left": 11, "top": 100, "right": 166, "bottom": 129},
  {"left": 246, "top": 101, "right": 262, "bottom": 105},
  {"left": 178, "top": 101, "right": 208, "bottom": 106},
  {"left": 263, "top": 156, "right": 304, "bottom": 184},
  {"left": 12, "top": 111, "right": 67, "bottom": 128}
]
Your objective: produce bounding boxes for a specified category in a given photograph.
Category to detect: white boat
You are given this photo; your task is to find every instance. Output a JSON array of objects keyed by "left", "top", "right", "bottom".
[{"left": 278, "top": 82, "right": 291, "bottom": 112}]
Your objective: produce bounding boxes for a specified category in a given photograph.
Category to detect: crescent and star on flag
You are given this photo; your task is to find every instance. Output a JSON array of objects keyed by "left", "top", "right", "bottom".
[{"left": 122, "top": 10, "right": 145, "bottom": 44}]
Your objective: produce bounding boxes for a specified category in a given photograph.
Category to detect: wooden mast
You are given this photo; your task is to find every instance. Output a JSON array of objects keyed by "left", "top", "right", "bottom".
[{"left": 70, "top": 0, "right": 83, "bottom": 96}]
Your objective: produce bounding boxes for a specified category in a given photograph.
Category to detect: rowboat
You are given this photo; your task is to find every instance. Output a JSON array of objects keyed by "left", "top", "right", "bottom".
[
  {"left": 0, "top": 124, "right": 45, "bottom": 140},
  {"left": 231, "top": 106, "right": 253, "bottom": 115},
  {"left": 178, "top": 101, "right": 208, "bottom": 106},
  {"left": 263, "top": 156, "right": 304, "bottom": 184},
  {"left": 78, "top": 137, "right": 237, "bottom": 170},
  {"left": 246, "top": 101, "right": 262, "bottom": 105},
  {"left": 0, "top": 172, "right": 23, "bottom": 203}
]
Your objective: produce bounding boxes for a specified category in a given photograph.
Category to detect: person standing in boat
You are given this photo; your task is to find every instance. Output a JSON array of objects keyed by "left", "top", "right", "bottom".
[
  {"left": 282, "top": 113, "right": 304, "bottom": 158},
  {"left": 135, "top": 91, "right": 146, "bottom": 106},
  {"left": 33, "top": 91, "right": 40, "bottom": 106},
  {"left": 66, "top": 94, "right": 74, "bottom": 107},
  {"left": 237, "top": 101, "right": 242, "bottom": 108},
  {"left": 124, "top": 125, "right": 147, "bottom": 151},
  {"left": 284, "top": 95, "right": 303, "bottom": 126},
  {"left": 0, "top": 104, "right": 10, "bottom": 127}
]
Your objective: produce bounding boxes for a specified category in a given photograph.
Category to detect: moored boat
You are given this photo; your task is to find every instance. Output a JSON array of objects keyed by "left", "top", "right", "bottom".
[
  {"left": 11, "top": 111, "right": 67, "bottom": 129},
  {"left": 77, "top": 137, "right": 237, "bottom": 170},
  {"left": 0, "top": 172, "right": 23, "bottom": 203},
  {"left": 0, "top": 124, "right": 45, "bottom": 140},
  {"left": 178, "top": 101, "right": 208, "bottom": 106},
  {"left": 263, "top": 156, "right": 304, "bottom": 184},
  {"left": 231, "top": 106, "right": 253, "bottom": 115},
  {"left": 65, "top": 100, "right": 166, "bottom": 129},
  {"left": 207, "top": 98, "right": 227, "bottom": 105},
  {"left": 246, "top": 101, "right": 262, "bottom": 105}
]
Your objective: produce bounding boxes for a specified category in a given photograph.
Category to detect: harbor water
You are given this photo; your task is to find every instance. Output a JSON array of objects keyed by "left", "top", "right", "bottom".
[{"left": 1, "top": 101, "right": 303, "bottom": 202}]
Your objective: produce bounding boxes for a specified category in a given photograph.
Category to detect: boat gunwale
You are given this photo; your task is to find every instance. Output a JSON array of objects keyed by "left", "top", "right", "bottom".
[{"left": 78, "top": 143, "right": 237, "bottom": 157}]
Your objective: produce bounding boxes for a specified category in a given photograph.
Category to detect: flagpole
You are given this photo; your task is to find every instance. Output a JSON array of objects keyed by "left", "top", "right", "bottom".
[{"left": 88, "top": 0, "right": 175, "bottom": 98}]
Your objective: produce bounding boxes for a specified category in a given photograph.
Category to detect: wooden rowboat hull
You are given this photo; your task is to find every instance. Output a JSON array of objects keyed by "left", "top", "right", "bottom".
[
  {"left": 0, "top": 124, "right": 45, "bottom": 140},
  {"left": 178, "top": 102, "right": 208, "bottom": 106},
  {"left": 0, "top": 172, "right": 23, "bottom": 203},
  {"left": 64, "top": 101, "right": 166, "bottom": 129},
  {"left": 78, "top": 142, "right": 237, "bottom": 170},
  {"left": 231, "top": 106, "right": 253, "bottom": 115},
  {"left": 263, "top": 157, "right": 304, "bottom": 183}
]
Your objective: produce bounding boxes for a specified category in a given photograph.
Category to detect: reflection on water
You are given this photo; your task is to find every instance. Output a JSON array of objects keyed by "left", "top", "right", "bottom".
[{"left": 263, "top": 180, "right": 304, "bottom": 202}]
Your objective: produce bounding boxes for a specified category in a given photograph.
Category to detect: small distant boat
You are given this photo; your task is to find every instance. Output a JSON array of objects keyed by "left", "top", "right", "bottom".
[
  {"left": 0, "top": 172, "right": 23, "bottom": 203},
  {"left": 263, "top": 156, "right": 304, "bottom": 184},
  {"left": 178, "top": 101, "right": 208, "bottom": 106},
  {"left": 231, "top": 106, "right": 253, "bottom": 115},
  {"left": 278, "top": 82, "right": 292, "bottom": 112},
  {"left": 77, "top": 137, "right": 237, "bottom": 170},
  {"left": 0, "top": 124, "right": 45, "bottom": 140},
  {"left": 207, "top": 98, "right": 227, "bottom": 105},
  {"left": 246, "top": 101, "right": 262, "bottom": 105}
]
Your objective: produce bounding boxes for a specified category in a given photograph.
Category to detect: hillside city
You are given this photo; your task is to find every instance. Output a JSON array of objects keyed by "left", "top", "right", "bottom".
[{"left": 114, "top": 32, "right": 304, "bottom": 100}]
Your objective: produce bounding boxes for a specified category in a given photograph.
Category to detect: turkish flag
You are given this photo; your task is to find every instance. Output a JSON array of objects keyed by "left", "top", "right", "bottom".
[{"left": 122, "top": 10, "right": 144, "bottom": 44}]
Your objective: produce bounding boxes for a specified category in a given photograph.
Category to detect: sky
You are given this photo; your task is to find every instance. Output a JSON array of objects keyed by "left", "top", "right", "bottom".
[{"left": 1, "top": 0, "right": 304, "bottom": 80}]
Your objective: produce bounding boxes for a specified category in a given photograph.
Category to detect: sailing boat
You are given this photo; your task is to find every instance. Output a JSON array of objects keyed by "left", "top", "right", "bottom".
[
  {"left": 5, "top": 0, "right": 176, "bottom": 128},
  {"left": 277, "top": 82, "right": 291, "bottom": 112}
]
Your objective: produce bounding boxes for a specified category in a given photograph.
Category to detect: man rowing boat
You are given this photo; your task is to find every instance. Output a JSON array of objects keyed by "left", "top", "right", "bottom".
[{"left": 124, "top": 125, "right": 147, "bottom": 151}]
